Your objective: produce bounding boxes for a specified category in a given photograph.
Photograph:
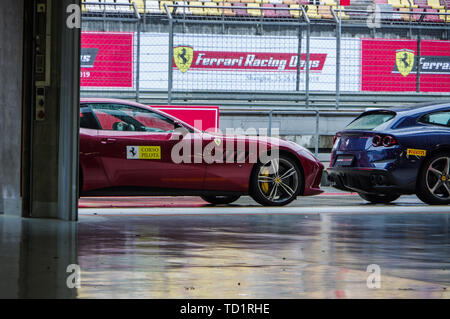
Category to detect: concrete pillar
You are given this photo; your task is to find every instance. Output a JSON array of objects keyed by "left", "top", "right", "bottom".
[
  {"left": 0, "top": 0, "right": 24, "bottom": 216},
  {"left": 26, "top": 0, "right": 81, "bottom": 220}
]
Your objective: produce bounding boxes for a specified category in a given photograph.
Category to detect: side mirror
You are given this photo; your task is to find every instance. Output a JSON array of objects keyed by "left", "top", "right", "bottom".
[{"left": 174, "top": 120, "right": 184, "bottom": 129}]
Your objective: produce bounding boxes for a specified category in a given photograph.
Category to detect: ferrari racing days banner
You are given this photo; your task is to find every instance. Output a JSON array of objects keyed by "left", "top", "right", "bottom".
[
  {"left": 138, "top": 33, "right": 360, "bottom": 92},
  {"left": 361, "top": 38, "right": 450, "bottom": 92},
  {"left": 81, "top": 32, "right": 134, "bottom": 88}
]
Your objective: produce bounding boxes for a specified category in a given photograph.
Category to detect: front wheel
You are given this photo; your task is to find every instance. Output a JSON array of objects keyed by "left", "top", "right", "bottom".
[
  {"left": 416, "top": 152, "right": 450, "bottom": 205},
  {"left": 358, "top": 193, "right": 401, "bottom": 204},
  {"left": 200, "top": 195, "right": 241, "bottom": 205},
  {"left": 250, "top": 155, "right": 303, "bottom": 207}
]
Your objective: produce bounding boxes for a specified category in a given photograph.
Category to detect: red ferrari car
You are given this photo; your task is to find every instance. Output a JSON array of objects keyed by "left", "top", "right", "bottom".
[{"left": 79, "top": 98, "right": 324, "bottom": 206}]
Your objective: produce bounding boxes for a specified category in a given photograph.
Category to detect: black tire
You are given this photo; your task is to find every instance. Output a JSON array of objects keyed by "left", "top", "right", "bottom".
[
  {"left": 200, "top": 195, "right": 241, "bottom": 205},
  {"left": 416, "top": 152, "right": 450, "bottom": 205},
  {"left": 250, "top": 155, "right": 303, "bottom": 207},
  {"left": 358, "top": 193, "right": 401, "bottom": 204}
]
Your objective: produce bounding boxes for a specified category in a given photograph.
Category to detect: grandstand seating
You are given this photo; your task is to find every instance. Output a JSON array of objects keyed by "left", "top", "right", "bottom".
[{"left": 80, "top": 0, "right": 449, "bottom": 23}]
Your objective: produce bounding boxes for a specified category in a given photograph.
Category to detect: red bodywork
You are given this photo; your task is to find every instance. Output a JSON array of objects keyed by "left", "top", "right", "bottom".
[{"left": 79, "top": 98, "right": 324, "bottom": 197}]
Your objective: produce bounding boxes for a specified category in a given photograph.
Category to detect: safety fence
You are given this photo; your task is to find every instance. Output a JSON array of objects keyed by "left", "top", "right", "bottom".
[{"left": 81, "top": 3, "right": 450, "bottom": 108}]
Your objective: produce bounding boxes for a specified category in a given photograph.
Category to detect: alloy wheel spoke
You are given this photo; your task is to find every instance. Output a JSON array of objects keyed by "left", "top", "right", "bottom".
[
  {"left": 279, "top": 182, "right": 295, "bottom": 197},
  {"left": 430, "top": 180, "right": 442, "bottom": 194},
  {"left": 268, "top": 184, "right": 279, "bottom": 200},
  {"left": 443, "top": 183, "right": 450, "bottom": 198},
  {"left": 428, "top": 167, "right": 442, "bottom": 177},
  {"left": 444, "top": 157, "right": 450, "bottom": 176},
  {"left": 258, "top": 175, "right": 274, "bottom": 183},
  {"left": 280, "top": 167, "right": 296, "bottom": 180}
]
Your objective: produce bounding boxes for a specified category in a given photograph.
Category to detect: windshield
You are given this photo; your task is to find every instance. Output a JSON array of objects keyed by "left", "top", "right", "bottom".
[{"left": 346, "top": 112, "right": 396, "bottom": 130}]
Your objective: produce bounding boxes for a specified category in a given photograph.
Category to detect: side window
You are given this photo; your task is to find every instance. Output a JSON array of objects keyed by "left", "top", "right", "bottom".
[
  {"left": 80, "top": 106, "right": 100, "bottom": 130},
  {"left": 90, "top": 104, "right": 176, "bottom": 132},
  {"left": 420, "top": 111, "right": 450, "bottom": 128}
]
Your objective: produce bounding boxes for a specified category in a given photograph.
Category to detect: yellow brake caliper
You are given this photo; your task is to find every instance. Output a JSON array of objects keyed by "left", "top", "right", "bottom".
[{"left": 261, "top": 167, "right": 270, "bottom": 194}]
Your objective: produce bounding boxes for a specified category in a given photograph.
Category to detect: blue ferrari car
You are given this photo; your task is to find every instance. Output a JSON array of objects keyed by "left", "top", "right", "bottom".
[{"left": 328, "top": 102, "right": 450, "bottom": 205}]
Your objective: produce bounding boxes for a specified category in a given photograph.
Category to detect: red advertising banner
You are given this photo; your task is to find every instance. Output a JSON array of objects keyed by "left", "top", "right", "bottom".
[
  {"left": 361, "top": 38, "right": 450, "bottom": 92},
  {"left": 172, "top": 47, "right": 327, "bottom": 73},
  {"left": 153, "top": 106, "right": 220, "bottom": 132},
  {"left": 81, "top": 32, "right": 134, "bottom": 88}
]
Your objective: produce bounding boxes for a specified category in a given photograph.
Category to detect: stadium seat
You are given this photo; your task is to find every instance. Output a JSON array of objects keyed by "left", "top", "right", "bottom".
[
  {"left": 159, "top": 0, "right": 173, "bottom": 14},
  {"left": 275, "top": 4, "right": 292, "bottom": 17},
  {"left": 377, "top": 4, "right": 395, "bottom": 19},
  {"left": 283, "top": 0, "right": 299, "bottom": 4},
  {"left": 388, "top": 0, "right": 406, "bottom": 8},
  {"left": 232, "top": 2, "right": 251, "bottom": 16},
  {"left": 306, "top": 5, "right": 321, "bottom": 18},
  {"left": 103, "top": 0, "right": 118, "bottom": 12},
  {"left": 333, "top": 5, "right": 350, "bottom": 19},
  {"left": 261, "top": 3, "right": 277, "bottom": 17},
  {"left": 84, "top": 0, "right": 103, "bottom": 12},
  {"left": 204, "top": 2, "right": 221, "bottom": 15},
  {"left": 399, "top": 7, "right": 413, "bottom": 20},
  {"left": 439, "top": 9, "right": 450, "bottom": 22},
  {"left": 268, "top": 0, "right": 283, "bottom": 4},
  {"left": 81, "top": 0, "right": 87, "bottom": 12},
  {"left": 391, "top": 7, "right": 403, "bottom": 19},
  {"left": 175, "top": 1, "right": 193, "bottom": 14},
  {"left": 129, "top": 0, "right": 147, "bottom": 13},
  {"left": 190, "top": 1, "right": 205, "bottom": 15},
  {"left": 144, "top": 0, "right": 163, "bottom": 13},
  {"left": 318, "top": 5, "right": 333, "bottom": 19},
  {"left": 375, "top": 0, "right": 388, "bottom": 4},
  {"left": 247, "top": 3, "right": 262, "bottom": 16},
  {"left": 399, "top": 0, "right": 418, "bottom": 7},
  {"left": 424, "top": 8, "right": 444, "bottom": 20},
  {"left": 412, "top": 7, "right": 425, "bottom": 20},
  {"left": 223, "top": 2, "right": 237, "bottom": 16},
  {"left": 323, "top": 0, "right": 337, "bottom": 5},
  {"left": 290, "top": 4, "right": 302, "bottom": 17},
  {"left": 428, "top": 0, "right": 444, "bottom": 8},
  {"left": 115, "top": 0, "right": 134, "bottom": 13},
  {"left": 414, "top": 0, "right": 430, "bottom": 8}
]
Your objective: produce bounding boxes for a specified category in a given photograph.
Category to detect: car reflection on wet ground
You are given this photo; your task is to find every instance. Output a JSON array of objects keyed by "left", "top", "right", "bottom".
[{"left": 76, "top": 189, "right": 450, "bottom": 299}]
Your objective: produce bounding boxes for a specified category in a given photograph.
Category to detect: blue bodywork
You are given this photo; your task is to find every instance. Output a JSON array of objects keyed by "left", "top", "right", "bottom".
[{"left": 328, "top": 102, "right": 450, "bottom": 195}]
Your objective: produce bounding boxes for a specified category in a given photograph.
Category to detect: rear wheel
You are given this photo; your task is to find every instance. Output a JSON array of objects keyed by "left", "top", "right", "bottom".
[
  {"left": 358, "top": 193, "right": 400, "bottom": 204},
  {"left": 250, "top": 155, "right": 303, "bottom": 207},
  {"left": 200, "top": 195, "right": 241, "bottom": 205},
  {"left": 416, "top": 152, "right": 450, "bottom": 205}
]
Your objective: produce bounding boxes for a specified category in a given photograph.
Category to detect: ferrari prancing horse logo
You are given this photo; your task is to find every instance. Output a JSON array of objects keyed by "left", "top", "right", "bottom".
[
  {"left": 174, "top": 46, "right": 194, "bottom": 73},
  {"left": 395, "top": 49, "right": 415, "bottom": 77}
]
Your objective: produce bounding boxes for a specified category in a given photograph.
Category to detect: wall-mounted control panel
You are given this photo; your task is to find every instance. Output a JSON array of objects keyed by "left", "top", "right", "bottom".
[{"left": 35, "top": 0, "right": 51, "bottom": 121}]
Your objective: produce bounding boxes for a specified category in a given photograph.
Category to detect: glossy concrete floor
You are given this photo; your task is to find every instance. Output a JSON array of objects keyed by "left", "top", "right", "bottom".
[{"left": 1, "top": 189, "right": 449, "bottom": 299}]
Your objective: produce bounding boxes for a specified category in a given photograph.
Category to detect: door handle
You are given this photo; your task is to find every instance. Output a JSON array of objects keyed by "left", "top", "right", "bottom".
[{"left": 101, "top": 138, "right": 117, "bottom": 145}]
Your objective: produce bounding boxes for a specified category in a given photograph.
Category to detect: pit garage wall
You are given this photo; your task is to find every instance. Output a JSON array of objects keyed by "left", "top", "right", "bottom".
[{"left": 0, "top": 0, "right": 24, "bottom": 215}]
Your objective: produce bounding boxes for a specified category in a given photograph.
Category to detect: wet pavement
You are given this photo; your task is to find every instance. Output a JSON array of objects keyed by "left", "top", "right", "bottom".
[{"left": 1, "top": 188, "right": 449, "bottom": 298}]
